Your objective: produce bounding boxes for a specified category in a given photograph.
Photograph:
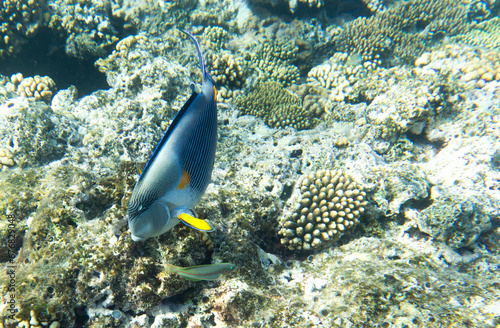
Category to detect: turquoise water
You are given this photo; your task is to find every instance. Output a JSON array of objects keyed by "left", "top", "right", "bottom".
[{"left": 1, "top": 0, "right": 499, "bottom": 327}]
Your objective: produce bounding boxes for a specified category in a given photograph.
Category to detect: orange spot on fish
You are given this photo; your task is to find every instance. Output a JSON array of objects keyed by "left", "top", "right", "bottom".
[
  {"left": 177, "top": 169, "right": 190, "bottom": 190},
  {"left": 213, "top": 86, "right": 217, "bottom": 101}
]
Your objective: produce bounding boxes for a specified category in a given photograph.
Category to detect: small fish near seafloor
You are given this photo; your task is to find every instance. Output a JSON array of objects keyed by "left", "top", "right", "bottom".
[
  {"left": 127, "top": 30, "right": 218, "bottom": 241},
  {"left": 165, "top": 263, "right": 236, "bottom": 281}
]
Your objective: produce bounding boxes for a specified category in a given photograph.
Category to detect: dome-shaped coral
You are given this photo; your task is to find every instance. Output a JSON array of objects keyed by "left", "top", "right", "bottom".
[
  {"left": 14, "top": 74, "right": 56, "bottom": 102},
  {"left": 279, "top": 169, "right": 367, "bottom": 251}
]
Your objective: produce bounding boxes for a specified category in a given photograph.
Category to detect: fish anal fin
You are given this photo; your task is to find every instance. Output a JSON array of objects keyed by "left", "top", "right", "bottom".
[
  {"left": 184, "top": 276, "right": 203, "bottom": 282},
  {"left": 178, "top": 213, "right": 214, "bottom": 232}
]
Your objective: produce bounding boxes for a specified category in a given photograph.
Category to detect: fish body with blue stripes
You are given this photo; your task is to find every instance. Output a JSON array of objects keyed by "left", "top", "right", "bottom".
[{"left": 128, "top": 30, "right": 217, "bottom": 241}]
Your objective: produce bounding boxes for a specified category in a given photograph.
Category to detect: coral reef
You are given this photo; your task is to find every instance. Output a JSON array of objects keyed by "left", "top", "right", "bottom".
[
  {"left": 207, "top": 51, "right": 245, "bottom": 89},
  {"left": 365, "top": 163, "right": 430, "bottom": 218},
  {"left": 0, "top": 161, "right": 219, "bottom": 326},
  {"left": 189, "top": 0, "right": 239, "bottom": 27},
  {"left": 365, "top": 73, "right": 460, "bottom": 140},
  {"left": 0, "top": 73, "right": 56, "bottom": 103},
  {"left": 253, "top": 38, "right": 299, "bottom": 86},
  {"left": 415, "top": 43, "right": 500, "bottom": 88},
  {"left": 236, "top": 81, "right": 311, "bottom": 130},
  {"left": 361, "top": 0, "right": 397, "bottom": 13},
  {"left": 278, "top": 169, "right": 367, "bottom": 251},
  {"left": 0, "top": 0, "right": 48, "bottom": 59},
  {"left": 288, "top": 0, "right": 323, "bottom": 13},
  {"left": 414, "top": 195, "right": 491, "bottom": 248},
  {"left": 267, "top": 235, "right": 500, "bottom": 327},
  {"left": 15, "top": 74, "right": 56, "bottom": 103},
  {"left": 0, "top": 94, "right": 79, "bottom": 168},
  {"left": 0, "top": 147, "right": 14, "bottom": 168},
  {"left": 1, "top": 308, "right": 61, "bottom": 328},
  {"left": 333, "top": 0, "right": 472, "bottom": 63},
  {"left": 0, "top": 1, "right": 499, "bottom": 327},
  {"left": 467, "top": 0, "right": 500, "bottom": 22},
  {"left": 95, "top": 33, "right": 190, "bottom": 95},
  {"left": 246, "top": 0, "right": 332, "bottom": 13},
  {"left": 202, "top": 25, "right": 229, "bottom": 51},
  {"left": 315, "top": 49, "right": 465, "bottom": 140},
  {"left": 296, "top": 84, "right": 332, "bottom": 118},
  {"left": 110, "top": 0, "right": 195, "bottom": 36},
  {"left": 48, "top": 0, "right": 120, "bottom": 59},
  {"left": 306, "top": 52, "right": 375, "bottom": 103},
  {"left": 453, "top": 16, "right": 500, "bottom": 49}
]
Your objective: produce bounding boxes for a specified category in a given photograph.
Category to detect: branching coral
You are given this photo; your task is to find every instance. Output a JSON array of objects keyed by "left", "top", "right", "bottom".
[
  {"left": 0, "top": 0, "right": 48, "bottom": 58},
  {"left": 333, "top": 0, "right": 472, "bottom": 63},
  {"left": 253, "top": 38, "right": 299, "bottom": 86},
  {"left": 236, "top": 81, "right": 311, "bottom": 130},
  {"left": 207, "top": 51, "right": 245, "bottom": 88},
  {"left": 202, "top": 25, "right": 229, "bottom": 51},
  {"left": 453, "top": 16, "right": 500, "bottom": 49},
  {"left": 306, "top": 52, "right": 375, "bottom": 102},
  {"left": 48, "top": 0, "right": 120, "bottom": 59}
]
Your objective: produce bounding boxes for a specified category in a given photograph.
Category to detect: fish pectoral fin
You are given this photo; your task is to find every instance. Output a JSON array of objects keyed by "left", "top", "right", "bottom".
[{"left": 178, "top": 213, "right": 214, "bottom": 232}]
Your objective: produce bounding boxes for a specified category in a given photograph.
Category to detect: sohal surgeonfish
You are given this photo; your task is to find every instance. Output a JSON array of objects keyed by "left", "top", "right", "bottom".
[{"left": 128, "top": 30, "right": 218, "bottom": 241}]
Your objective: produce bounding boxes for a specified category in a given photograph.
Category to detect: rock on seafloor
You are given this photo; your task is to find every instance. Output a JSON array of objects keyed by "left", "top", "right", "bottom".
[{"left": 1, "top": 0, "right": 500, "bottom": 327}]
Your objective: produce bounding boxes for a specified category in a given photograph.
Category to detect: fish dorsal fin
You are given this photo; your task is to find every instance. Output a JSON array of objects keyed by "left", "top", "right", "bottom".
[
  {"left": 178, "top": 212, "right": 214, "bottom": 232},
  {"left": 138, "top": 91, "right": 198, "bottom": 181},
  {"left": 181, "top": 29, "right": 206, "bottom": 81}
]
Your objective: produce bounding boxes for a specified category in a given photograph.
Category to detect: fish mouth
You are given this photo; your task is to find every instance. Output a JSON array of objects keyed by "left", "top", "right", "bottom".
[
  {"left": 130, "top": 233, "right": 146, "bottom": 241},
  {"left": 128, "top": 200, "right": 179, "bottom": 241}
]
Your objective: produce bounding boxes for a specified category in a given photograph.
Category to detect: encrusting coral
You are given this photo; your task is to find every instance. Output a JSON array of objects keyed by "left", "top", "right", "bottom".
[
  {"left": 279, "top": 169, "right": 367, "bottom": 251},
  {"left": 415, "top": 195, "right": 491, "bottom": 249},
  {"left": 0, "top": 90, "right": 79, "bottom": 168}
]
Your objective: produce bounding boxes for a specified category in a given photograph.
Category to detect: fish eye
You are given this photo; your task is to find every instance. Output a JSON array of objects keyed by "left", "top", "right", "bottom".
[{"left": 137, "top": 205, "right": 143, "bottom": 211}]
